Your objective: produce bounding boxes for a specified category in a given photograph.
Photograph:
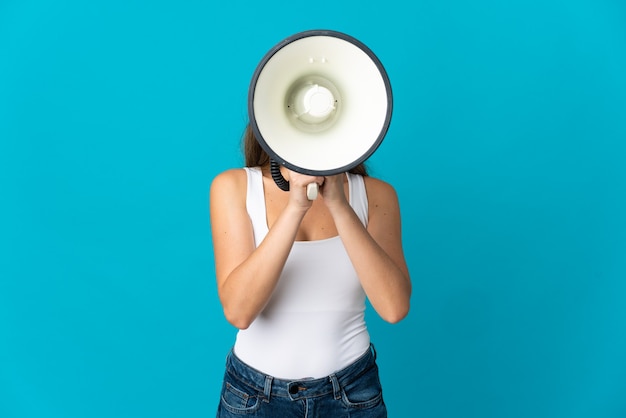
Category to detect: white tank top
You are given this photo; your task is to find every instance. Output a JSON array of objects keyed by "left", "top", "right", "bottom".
[{"left": 233, "top": 167, "right": 371, "bottom": 379}]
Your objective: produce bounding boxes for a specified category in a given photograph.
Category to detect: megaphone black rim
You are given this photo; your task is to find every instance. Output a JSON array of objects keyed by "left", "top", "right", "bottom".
[{"left": 248, "top": 29, "right": 393, "bottom": 176}]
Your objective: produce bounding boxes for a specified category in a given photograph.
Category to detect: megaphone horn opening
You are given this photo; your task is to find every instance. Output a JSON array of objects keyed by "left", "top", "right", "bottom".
[{"left": 248, "top": 29, "right": 393, "bottom": 176}]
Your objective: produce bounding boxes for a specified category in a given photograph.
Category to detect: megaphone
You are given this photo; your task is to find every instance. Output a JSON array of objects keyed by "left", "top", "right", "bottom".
[{"left": 248, "top": 29, "right": 393, "bottom": 199}]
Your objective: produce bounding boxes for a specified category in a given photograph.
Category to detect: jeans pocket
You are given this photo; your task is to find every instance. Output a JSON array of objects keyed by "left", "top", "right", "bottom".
[
  {"left": 220, "top": 380, "right": 261, "bottom": 415},
  {"left": 340, "top": 365, "right": 384, "bottom": 409}
]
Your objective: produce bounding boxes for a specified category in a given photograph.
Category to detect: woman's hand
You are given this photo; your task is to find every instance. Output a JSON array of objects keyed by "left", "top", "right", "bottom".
[
  {"left": 319, "top": 173, "right": 349, "bottom": 212},
  {"left": 286, "top": 170, "right": 325, "bottom": 210},
  {"left": 287, "top": 171, "right": 349, "bottom": 211}
]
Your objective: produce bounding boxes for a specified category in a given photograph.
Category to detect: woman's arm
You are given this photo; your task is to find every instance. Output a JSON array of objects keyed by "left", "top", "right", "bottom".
[
  {"left": 209, "top": 169, "right": 322, "bottom": 329},
  {"left": 321, "top": 175, "right": 411, "bottom": 323}
]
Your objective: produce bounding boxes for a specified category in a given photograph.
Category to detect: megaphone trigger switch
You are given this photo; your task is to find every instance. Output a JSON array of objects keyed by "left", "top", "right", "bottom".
[{"left": 306, "top": 183, "right": 319, "bottom": 201}]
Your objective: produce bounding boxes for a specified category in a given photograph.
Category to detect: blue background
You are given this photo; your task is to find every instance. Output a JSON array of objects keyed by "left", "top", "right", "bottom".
[{"left": 1, "top": 0, "right": 625, "bottom": 417}]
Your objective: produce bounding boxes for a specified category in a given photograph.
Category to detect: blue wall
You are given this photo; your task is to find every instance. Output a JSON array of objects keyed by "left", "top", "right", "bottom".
[{"left": 1, "top": 1, "right": 625, "bottom": 417}]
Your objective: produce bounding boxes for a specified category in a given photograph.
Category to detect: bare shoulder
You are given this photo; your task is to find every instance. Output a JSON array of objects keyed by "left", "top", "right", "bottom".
[
  {"left": 209, "top": 168, "right": 248, "bottom": 215},
  {"left": 210, "top": 168, "right": 247, "bottom": 203},
  {"left": 363, "top": 176, "right": 400, "bottom": 208}
]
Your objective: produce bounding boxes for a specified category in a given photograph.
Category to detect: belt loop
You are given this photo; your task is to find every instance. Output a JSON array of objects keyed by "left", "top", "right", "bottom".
[
  {"left": 263, "top": 375, "right": 273, "bottom": 403},
  {"left": 370, "top": 343, "right": 377, "bottom": 360},
  {"left": 329, "top": 374, "right": 341, "bottom": 400}
]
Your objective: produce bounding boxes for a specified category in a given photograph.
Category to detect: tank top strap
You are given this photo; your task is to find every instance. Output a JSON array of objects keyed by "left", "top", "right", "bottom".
[
  {"left": 243, "top": 167, "right": 269, "bottom": 246},
  {"left": 346, "top": 173, "right": 368, "bottom": 227}
]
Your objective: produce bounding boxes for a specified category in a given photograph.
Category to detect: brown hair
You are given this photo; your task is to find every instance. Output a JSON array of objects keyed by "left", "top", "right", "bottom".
[{"left": 242, "top": 124, "right": 368, "bottom": 176}]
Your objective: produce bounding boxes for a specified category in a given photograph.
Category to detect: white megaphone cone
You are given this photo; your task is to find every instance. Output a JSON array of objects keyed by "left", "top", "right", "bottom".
[{"left": 248, "top": 30, "right": 393, "bottom": 199}]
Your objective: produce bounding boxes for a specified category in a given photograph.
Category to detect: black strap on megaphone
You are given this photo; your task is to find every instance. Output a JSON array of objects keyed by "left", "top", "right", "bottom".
[{"left": 270, "top": 159, "right": 290, "bottom": 191}]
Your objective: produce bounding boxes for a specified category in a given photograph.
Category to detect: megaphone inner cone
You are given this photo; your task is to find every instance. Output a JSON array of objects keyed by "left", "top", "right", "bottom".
[
  {"left": 303, "top": 85, "right": 334, "bottom": 118},
  {"left": 286, "top": 76, "right": 340, "bottom": 131}
]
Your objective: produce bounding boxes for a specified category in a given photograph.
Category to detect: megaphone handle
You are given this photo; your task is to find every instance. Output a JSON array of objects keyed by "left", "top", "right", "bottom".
[{"left": 306, "top": 183, "right": 319, "bottom": 200}]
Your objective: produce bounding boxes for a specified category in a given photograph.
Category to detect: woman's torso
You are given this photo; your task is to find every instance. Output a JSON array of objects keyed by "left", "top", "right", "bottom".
[{"left": 232, "top": 167, "right": 371, "bottom": 379}]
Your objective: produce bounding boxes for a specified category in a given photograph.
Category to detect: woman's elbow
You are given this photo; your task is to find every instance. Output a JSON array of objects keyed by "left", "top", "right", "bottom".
[
  {"left": 383, "top": 304, "right": 410, "bottom": 324},
  {"left": 222, "top": 306, "right": 254, "bottom": 330},
  {"left": 378, "top": 298, "right": 410, "bottom": 324}
]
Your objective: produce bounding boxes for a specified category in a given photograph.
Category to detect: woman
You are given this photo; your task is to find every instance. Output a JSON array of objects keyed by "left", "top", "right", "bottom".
[{"left": 210, "top": 124, "right": 411, "bottom": 417}]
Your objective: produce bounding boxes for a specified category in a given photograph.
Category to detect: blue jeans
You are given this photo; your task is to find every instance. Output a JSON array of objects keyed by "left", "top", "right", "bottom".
[{"left": 216, "top": 344, "right": 387, "bottom": 417}]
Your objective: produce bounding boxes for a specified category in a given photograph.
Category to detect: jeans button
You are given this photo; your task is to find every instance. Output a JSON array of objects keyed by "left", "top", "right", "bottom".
[{"left": 289, "top": 384, "right": 299, "bottom": 395}]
